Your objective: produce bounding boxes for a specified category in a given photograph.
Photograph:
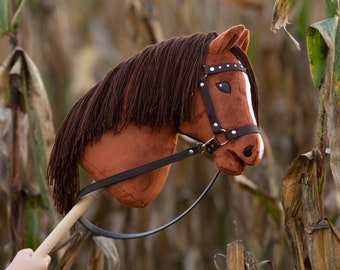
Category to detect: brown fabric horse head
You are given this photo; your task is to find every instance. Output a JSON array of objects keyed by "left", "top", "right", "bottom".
[{"left": 47, "top": 25, "right": 264, "bottom": 215}]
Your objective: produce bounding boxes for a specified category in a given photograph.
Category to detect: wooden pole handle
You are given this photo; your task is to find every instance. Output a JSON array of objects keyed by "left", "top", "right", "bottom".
[{"left": 34, "top": 189, "right": 102, "bottom": 257}]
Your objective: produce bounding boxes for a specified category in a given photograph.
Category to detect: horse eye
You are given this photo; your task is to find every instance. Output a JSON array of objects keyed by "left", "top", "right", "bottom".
[{"left": 216, "top": 81, "right": 231, "bottom": 93}]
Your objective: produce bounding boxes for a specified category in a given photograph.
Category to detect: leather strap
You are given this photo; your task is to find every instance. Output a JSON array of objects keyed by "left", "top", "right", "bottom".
[
  {"left": 223, "top": 124, "right": 259, "bottom": 140},
  {"left": 79, "top": 170, "right": 220, "bottom": 239},
  {"left": 75, "top": 143, "right": 222, "bottom": 239},
  {"left": 76, "top": 143, "right": 204, "bottom": 200},
  {"left": 199, "top": 62, "right": 247, "bottom": 134},
  {"left": 205, "top": 124, "right": 259, "bottom": 154},
  {"left": 203, "top": 62, "right": 246, "bottom": 75},
  {"left": 199, "top": 59, "right": 259, "bottom": 154},
  {"left": 199, "top": 76, "right": 222, "bottom": 133}
]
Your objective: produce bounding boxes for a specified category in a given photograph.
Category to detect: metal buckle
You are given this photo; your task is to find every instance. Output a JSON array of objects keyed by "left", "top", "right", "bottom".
[
  {"left": 203, "top": 136, "right": 216, "bottom": 149},
  {"left": 203, "top": 135, "right": 230, "bottom": 154},
  {"left": 217, "top": 129, "right": 229, "bottom": 146}
]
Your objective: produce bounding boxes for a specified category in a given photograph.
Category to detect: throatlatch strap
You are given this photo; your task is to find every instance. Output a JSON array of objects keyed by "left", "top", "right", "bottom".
[
  {"left": 76, "top": 143, "right": 204, "bottom": 200},
  {"left": 76, "top": 143, "right": 222, "bottom": 239}
]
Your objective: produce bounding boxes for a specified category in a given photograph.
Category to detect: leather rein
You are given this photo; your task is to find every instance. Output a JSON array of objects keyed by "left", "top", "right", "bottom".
[{"left": 76, "top": 58, "right": 260, "bottom": 239}]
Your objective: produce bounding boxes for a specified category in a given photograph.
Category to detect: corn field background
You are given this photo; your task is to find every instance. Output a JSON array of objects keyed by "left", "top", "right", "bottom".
[{"left": 1, "top": 0, "right": 340, "bottom": 269}]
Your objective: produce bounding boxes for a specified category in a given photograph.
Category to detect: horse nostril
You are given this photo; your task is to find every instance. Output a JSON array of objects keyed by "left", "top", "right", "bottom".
[{"left": 243, "top": 146, "right": 253, "bottom": 157}]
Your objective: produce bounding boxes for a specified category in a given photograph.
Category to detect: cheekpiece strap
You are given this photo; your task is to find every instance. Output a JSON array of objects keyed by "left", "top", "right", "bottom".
[
  {"left": 199, "top": 76, "right": 222, "bottom": 133},
  {"left": 199, "top": 62, "right": 248, "bottom": 134}
]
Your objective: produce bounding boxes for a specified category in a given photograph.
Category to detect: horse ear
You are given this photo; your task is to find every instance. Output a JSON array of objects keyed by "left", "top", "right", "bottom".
[{"left": 210, "top": 24, "right": 250, "bottom": 53}]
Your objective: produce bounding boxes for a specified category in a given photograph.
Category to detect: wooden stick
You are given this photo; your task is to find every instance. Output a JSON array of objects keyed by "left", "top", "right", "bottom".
[{"left": 34, "top": 189, "right": 102, "bottom": 257}]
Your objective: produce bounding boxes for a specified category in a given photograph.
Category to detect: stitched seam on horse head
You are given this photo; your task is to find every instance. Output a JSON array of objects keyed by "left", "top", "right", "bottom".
[{"left": 81, "top": 157, "right": 148, "bottom": 206}]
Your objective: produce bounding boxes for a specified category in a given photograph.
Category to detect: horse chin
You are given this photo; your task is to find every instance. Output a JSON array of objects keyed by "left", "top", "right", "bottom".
[{"left": 213, "top": 150, "right": 246, "bottom": 175}]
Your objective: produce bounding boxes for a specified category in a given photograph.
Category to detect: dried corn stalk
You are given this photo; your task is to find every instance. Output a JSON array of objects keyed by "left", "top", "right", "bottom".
[
  {"left": 214, "top": 239, "right": 272, "bottom": 270},
  {"left": 0, "top": 47, "right": 57, "bottom": 265},
  {"left": 282, "top": 150, "right": 340, "bottom": 269}
]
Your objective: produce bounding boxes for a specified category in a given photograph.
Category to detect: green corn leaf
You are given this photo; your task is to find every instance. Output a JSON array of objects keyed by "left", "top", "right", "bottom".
[
  {"left": 10, "top": 0, "right": 26, "bottom": 35},
  {"left": 0, "top": 0, "right": 26, "bottom": 36},
  {"left": 325, "top": 0, "right": 339, "bottom": 18},
  {"left": 306, "top": 25, "right": 328, "bottom": 88},
  {"left": 307, "top": 16, "right": 340, "bottom": 95},
  {"left": 0, "top": 0, "right": 10, "bottom": 35}
]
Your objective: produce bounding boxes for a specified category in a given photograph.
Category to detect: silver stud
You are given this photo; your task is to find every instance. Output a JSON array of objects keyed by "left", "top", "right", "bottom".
[
  {"left": 200, "top": 82, "right": 204, "bottom": 87},
  {"left": 189, "top": 149, "right": 194, "bottom": 154},
  {"left": 213, "top": 122, "right": 219, "bottom": 127},
  {"left": 218, "top": 66, "right": 222, "bottom": 69},
  {"left": 234, "top": 64, "right": 237, "bottom": 67},
  {"left": 210, "top": 67, "right": 215, "bottom": 72},
  {"left": 226, "top": 64, "right": 230, "bottom": 67},
  {"left": 231, "top": 130, "right": 237, "bottom": 134}
]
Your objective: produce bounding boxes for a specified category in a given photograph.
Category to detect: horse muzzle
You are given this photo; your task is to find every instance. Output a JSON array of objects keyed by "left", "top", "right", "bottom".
[{"left": 211, "top": 131, "right": 264, "bottom": 175}]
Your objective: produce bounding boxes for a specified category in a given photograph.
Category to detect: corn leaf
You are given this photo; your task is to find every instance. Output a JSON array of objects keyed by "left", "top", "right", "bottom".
[
  {"left": 54, "top": 232, "right": 90, "bottom": 270},
  {"left": 281, "top": 151, "right": 316, "bottom": 270},
  {"left": 91, "top": 236, "right": 120, "bottom": 270},
  {"left": 282, "top": 149, "right": 340, "bottom": 269},
  {"left": 306, "top": 25, "right": 328, "bottom": 88},
  {"left": 0, "top": 0, "right": 26, "bottom": 36},
  {"left": 271, "top": 0, "right": 301, "bottom": 50},
  {"left": 234, "top": 175, "right": 281, "bottom": 226},
  {"left": 0, "top": 48, "right": 58, "bottom": 251},
  {"left": 10, "top": 0, "right": 26, "bottom": 35},
  {"left": 308, "top": 15, "right": 340, "bottom": 195},
  {"left": 271, "top": 0, "right": 293, "bottom": 32},
  {"left": 13, "top": 48, "right": 57, "bottom": 224},
  {"left": 0, "top": 0, "right": 10, "bottom": 35},
  {"left": 325, "top": 0, "right": 339, "bottom": 18},
  {"left": 307, "top": 16, "right": 340, "bottom": 91}
]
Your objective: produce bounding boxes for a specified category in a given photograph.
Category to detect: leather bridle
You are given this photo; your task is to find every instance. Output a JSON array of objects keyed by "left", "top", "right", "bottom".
[
  {"left": 199, "top": 61, "right": 259, "bottom": 154},
  {"left": 75, "top": 53, "right": 260, "bottom": 240}
]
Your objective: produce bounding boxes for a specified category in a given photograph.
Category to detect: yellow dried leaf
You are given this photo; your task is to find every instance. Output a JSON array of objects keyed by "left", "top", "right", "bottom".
[
  {"left": 271, "top": 0, "right": 292, "bottom": 32},
  {"left": 271, "top": 0, "right": 301, "bottom": 50}
]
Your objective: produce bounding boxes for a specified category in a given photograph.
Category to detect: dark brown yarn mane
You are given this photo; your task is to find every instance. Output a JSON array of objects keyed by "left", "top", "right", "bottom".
[{"left": 48, "top": 32, "right": 217, "bottom": 214}]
